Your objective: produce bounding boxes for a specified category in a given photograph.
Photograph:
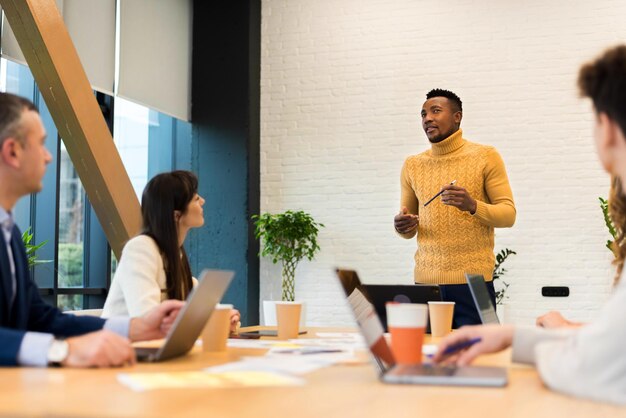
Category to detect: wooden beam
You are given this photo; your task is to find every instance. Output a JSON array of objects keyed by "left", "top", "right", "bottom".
[{"left": 0, "top": 0, "right": 141, "bottom": 258}]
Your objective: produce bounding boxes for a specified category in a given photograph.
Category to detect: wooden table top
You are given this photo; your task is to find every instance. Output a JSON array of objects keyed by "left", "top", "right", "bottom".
[{"left": 0, "top": 327, "right": 623, "bottom": 418}]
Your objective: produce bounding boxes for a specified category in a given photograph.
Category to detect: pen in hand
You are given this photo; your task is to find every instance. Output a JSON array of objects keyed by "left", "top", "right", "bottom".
[
  {"left": 427, "top": 337, "right": 482, "bottom": 360},
  {"left": 423, "top": 180, "right": 457, "bottom": 207}
]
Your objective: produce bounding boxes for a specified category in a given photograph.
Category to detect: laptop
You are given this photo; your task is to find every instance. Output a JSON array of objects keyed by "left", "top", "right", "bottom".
[
  {"left": 362, "top": 283, "right": 442, "bottom": 332},
  {"left": 134, "top": 269, "right": 234, "bottom": 362},
  {"left": 336, "top": 268, "right": 508, "bottom": 387},
  {"left": 465, "top": 273, "right": 500, "bottom": 325}
]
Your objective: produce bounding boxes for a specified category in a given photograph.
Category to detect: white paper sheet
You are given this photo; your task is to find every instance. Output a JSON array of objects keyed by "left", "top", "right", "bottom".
[{"left": 117, "top": 370, "right": 304, "bottom": 392}]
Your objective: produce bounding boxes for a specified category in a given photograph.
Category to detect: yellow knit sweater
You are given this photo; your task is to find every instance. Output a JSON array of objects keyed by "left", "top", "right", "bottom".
[{"left": 399, "top": 129, "right": 516, "bottom": 284}]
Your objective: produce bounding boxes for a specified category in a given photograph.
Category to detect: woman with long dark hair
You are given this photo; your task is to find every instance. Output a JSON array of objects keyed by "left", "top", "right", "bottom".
[{"left": 103, "top": 171, "right": 239, "bottom": 329}]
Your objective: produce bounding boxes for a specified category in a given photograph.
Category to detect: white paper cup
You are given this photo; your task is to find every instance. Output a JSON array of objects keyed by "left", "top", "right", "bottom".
[
  {"left": 275, "top": 301, "right": 302, "bottom": 340},
  {"left": 428, "top": 301, "right": 455, "bottom": 338}
]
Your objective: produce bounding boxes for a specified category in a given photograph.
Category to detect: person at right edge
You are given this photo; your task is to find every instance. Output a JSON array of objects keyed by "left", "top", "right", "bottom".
[{"left": 394, "top": 89, "right": 516, "bottom": 327}]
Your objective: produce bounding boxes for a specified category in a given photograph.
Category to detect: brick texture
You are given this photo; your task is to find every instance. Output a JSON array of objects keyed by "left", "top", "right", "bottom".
[{"left": 260, "top": 0, "right": 626, "bottom": 326}]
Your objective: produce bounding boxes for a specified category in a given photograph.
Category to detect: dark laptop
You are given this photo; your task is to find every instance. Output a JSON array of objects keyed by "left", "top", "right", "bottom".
[
  {"left": 465, "top": 273, "right": 500, "bottom": 325},
  {"left": 134, "top": 269, "right": 234, "bottom": 362},
  {"left": 362, "top": 283, "right": 442, "bottom": 332},
  {"left": 336, "top": 268, "right": 508, "bottom": 387}
]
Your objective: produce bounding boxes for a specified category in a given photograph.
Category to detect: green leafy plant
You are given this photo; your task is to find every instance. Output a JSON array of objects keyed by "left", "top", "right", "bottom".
[
  {"left": 599, "top": 197, "right": 617, "bottom": 254},
  {"left": 493, "top": 248, "right": 516, "bottom": 305},
  {"left": 253, "top": 210, "right": 324, "bottom": 301},
  {"left": 21, "top": 227, "right": 52, "bottom": 268}
]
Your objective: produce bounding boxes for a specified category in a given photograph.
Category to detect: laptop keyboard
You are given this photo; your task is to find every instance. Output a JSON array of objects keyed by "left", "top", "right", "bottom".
[{"left": 396, "top": 364, "right": 457, "bottom": 377}]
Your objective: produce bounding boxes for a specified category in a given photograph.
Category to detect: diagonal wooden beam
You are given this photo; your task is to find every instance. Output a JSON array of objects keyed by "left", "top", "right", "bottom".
[{"left": 0, "top": 0, "right": 141, "bottom": 258}]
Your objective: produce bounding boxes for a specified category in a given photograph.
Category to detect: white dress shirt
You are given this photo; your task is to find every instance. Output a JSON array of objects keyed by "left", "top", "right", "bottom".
[{"left": 512, "top": 274, "right": 626, "bottom": 405}]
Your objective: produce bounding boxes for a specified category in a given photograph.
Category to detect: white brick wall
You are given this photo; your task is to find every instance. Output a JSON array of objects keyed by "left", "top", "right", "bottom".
[{"left": 260, "top": 0, "right": 626, "bottom": 327}]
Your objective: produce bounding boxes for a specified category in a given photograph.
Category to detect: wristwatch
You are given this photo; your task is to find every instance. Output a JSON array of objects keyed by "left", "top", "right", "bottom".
[{"left": 47, "top": 339, "right": 69, "bottom": 367}]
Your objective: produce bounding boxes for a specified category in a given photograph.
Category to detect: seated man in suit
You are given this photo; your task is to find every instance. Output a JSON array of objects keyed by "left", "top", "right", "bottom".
[{"left": 0, "top": 92, "right": 184, "bottom": 367}]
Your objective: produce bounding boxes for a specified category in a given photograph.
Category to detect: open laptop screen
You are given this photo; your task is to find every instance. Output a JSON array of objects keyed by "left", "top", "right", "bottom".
[
  {"left": 135, "top": 269, "right": 234, "bottom": 362},
  {"left": 336, "top": 269, "right": 395, "bottom": 368},
  {"left": 337, "top": 269, "right": 508, "bottom": 387},
  {"left": 362, "top": 284, "right": 441, "bottom": 332},
  {"left": 465, "top": 273, "right": 500, "bottom": 325}
]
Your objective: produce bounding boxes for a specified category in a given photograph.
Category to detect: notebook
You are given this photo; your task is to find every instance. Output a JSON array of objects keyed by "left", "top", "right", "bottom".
[
  {"left": 362, "top": 283, "right": 442, "bottom": 332},
  {"left": 465, "top": 273, "right": 501, "bottom": 325},
  {"left": 336, "top": 268, "right": 507, "bottom": 387},
  {"left": 134, "top": 269, "right": 234, "bottom": 362}
]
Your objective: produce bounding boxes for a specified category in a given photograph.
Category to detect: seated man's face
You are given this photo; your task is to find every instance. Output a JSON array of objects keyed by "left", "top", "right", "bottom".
[{"left": 15, "top": 110, "right": 51, "bottom": 194}]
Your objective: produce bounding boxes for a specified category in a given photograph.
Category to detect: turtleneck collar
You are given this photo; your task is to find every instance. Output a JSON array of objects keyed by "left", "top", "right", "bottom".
[{"left": 430, "top": 128, "right": 465, "bottom": 156}]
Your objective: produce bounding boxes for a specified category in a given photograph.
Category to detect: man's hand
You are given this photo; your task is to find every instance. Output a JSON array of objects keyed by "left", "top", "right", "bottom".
[
  {"left": 441, "top": 185, "right": 477, "bottom": 213},
  {"left": 394, "top": 206, "right": 419, "bottom": 234},
  {"left": 432, "top": 324, "right": 514, "bottom": 367},
  {"left": 64, "top": 330, "right": 135, "bottom": 368},
  {"left": 129, "top": 299, "right": 185, "bottom": 342}
]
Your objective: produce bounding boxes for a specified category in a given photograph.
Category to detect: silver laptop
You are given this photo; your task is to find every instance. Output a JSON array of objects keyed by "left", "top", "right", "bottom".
[
  {"left": 465, "top": 273, "right": 500, "bottom": 325},
  {"left": 135, "top": 269, "right": 234, "bottom": 362},
  {"left": 336, "top": 268, "right": 507, "bottom": 387}
]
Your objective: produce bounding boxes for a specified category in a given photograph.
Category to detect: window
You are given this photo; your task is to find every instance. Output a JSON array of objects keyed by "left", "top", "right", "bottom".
[
  {"left": 0, "top": 58, "right": 191, "bottom": 310},
  {"left": 113, "top": 97, "right": 150, "bottom": 198},
  {"left": 57, "top": 142, "right": 86, "bottom": 310}
]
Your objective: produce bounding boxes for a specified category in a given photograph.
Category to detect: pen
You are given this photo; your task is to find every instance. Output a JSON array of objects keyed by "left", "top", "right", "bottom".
[
  {"left": 423, "top": 180, "right": 457, "bottom": 207},
  {"left": 427, "top": 337, "right": 481, "bottom": 359}
]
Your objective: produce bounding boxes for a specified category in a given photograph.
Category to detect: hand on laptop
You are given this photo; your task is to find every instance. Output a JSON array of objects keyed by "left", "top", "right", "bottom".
[
  {"left": 64, "top": 330, "right": 136, "bottom": 368},
  {"left": 432, "top": 324, "right": 514, "bottom": 366},
  {"left": 129, "top": 299, "right": 185, "bottom": 342}
]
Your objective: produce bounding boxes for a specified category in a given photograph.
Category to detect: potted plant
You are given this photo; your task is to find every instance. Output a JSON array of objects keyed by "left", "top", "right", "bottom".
[
  {"left": 21, "top": 227, "right": 51, "bottom": 268},
  {"left": 253, "top": 210, "right": 324, "bottom": 302},
  {"left": 492, "top": 248, "right": 516, "bottom": 323},
  {"left": 599, "top": 196, "right": 617, "bottom": 255}
]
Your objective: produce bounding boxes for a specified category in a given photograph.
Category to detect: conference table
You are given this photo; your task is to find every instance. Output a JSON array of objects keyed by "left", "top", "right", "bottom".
[{"left": 0, "top": 327, "right": 623, "bottom": 418}]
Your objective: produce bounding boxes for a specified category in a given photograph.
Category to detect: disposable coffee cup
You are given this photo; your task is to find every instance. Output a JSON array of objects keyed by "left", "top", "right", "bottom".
[
  {"left": 202, "top": 303, "right": 233, "bottom": 352},
  {"left": 275, "top": 301, "right": 302, "bottom": 340},
  {"left": 386, "top": 303, "right": 428, "bottom": 365},
  {"left": 428, "top": 301, "right": 455, "bottom": 338}
]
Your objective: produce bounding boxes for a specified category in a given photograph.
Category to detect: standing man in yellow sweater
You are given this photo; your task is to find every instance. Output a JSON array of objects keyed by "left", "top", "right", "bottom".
[{"left": 394, "top": 89, "right": 516, "bottom": 327}]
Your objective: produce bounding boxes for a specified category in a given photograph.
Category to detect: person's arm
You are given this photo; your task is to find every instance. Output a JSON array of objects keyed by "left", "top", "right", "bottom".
[
  {"left": 1, "top": 327, "right": 31, "bottom": 366},
  {"left": 517, "top": 281, "right": 626, "bottom": 404},
  {"left": 15, "top": 317, "right": 130, "bottom": 367},
  {"left": 396, "top": 159, "right": 419, "bottom": 238},
  {"left": 472, "top": 148, "right": 516, "bottom": 228},
  {"left": 115, "top": 236, "right": 165, "bottom": 317},
  {"left": 14, "top": 301, "right": 183, "bottom": 367},
  {"left": 536, "top": 310, "right": 585, "bottom": 329},
  {"left": 432, "top": 324, "right": 515, "bottom": 366},
  {"left": 511, "top": 326, "right": 574, "bottom": 364}
]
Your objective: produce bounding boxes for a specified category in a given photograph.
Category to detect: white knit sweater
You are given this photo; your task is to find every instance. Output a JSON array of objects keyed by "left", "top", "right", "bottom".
[
  {"left": 512, "top": 274, "right": 626, "bottom": 405},
  {"left": 102, "top": 235, "right": 196, "bottom": 318}
]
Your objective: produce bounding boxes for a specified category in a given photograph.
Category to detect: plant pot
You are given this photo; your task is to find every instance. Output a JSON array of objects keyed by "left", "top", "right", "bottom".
[{"left": 262, "top": 300, "right": 306, "bottom": 328}]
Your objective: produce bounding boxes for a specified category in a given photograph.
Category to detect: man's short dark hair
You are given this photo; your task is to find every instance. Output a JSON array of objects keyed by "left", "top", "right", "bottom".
[
  {"left": 0, "top": 92, "right": 37, "bottom": 147},
  {"left": 578, "top": 45, "right": 626, "bottom": 136},
  {"left": 426, "top": 89, "right": 462, "bottom": 113}
]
